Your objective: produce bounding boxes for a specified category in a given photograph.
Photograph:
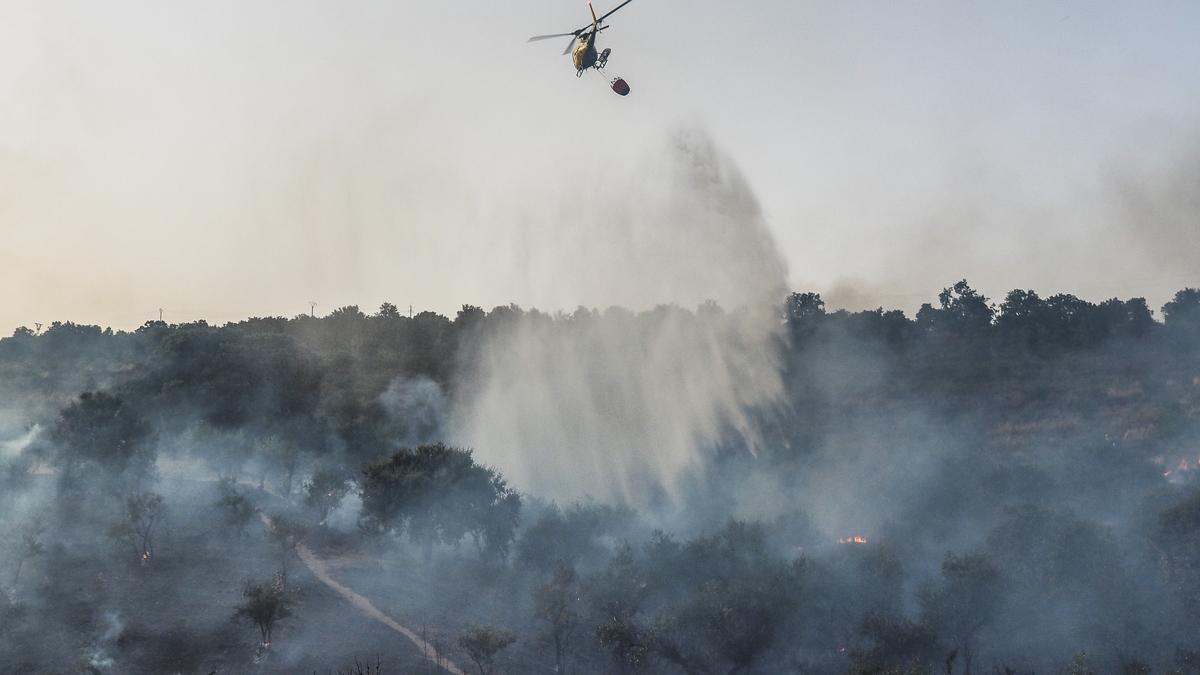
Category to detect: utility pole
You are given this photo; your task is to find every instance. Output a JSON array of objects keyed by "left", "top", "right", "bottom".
[
  {"left": 308, "top": 301, "right": 317, "bottom": 318},
  {"left": 158, "top": 308, "right": 163, "bottom": 322},
  {"left": 408, "top": 304, "right": 413, "bottom": 318},
  {"left": 34, "top": 323, "right": 42, "bottom": 335}
]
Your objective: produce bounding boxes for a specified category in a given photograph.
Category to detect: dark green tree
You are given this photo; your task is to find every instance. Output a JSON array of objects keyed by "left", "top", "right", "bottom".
[
  {"left": 938, "top": 280, "right": 994, "bottom": 335},
  {"left": 359, "top": 444, "right": 520, "bottom": 562},
  {"left": 235, "top": 577, "right": 292, "bottom": 647},
  {"left": 919, "top": 552, "right": 1003, "bottom": 675},
  {"left": 516, "top": 501, "right": 636, "bottom": 573},
  {"left": 850, "top": 613, "right": 940, "bottom": 674},
  {"left": 8, "top": 519, "right": 44, "bottom": 587},
  {"left": 215, "top": 479, "right": 256, "bottom": 537},
  {"left": 266, "top": 516, "right": 306, "bottom": 589},
  {"left": 375, "top": 302, "right": 401, "bottom": 319},
  {"left": 786, "top": 292, "right": 826, "bottom": 322},
  {"left": 51, "top": 391, "right": 153, "bottom": 489},
  {"left": 1164, "top": 288, "right": 1200, "bottom": 329},
  {"left": 303, "top": 467, "right": 351, "bottom": 524},
  {"left": 457, "top": 624, "right": 516, "bottom": 675},
  {"left": 534, "top": 561, "right": 579, "bottom": 673},
  {"left": 110, "top": 491, "right": 165, "bottom": 564},
  {"left": 1155, "top": 491, "right": 1200, "bottom": 629}
]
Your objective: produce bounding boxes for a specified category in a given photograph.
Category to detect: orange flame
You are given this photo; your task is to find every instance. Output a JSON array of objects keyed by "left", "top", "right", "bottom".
[{"left": 837, "top": 536, "right": 868, "bottom": 545}]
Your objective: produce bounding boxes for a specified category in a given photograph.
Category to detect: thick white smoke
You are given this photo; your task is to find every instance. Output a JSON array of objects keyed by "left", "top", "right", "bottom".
[
  {"left": 0, "top": 425, "right": 40, "bottom": 461},
  {"left": 378, "top": 376, "right": 448, "bottom": 447},
  {"left": 84, "top": 610, "right": 124, "bottom": 671},
  {"left": 451, "top": 129, "right": 788, "bottom": 506}
]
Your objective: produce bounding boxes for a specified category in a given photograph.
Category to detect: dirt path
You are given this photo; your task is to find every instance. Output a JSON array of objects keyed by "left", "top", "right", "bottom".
[
  {"left": 145, "top": 465, "right": 465, "bottom": 671},
  {"left": 295, "top": 541, "right": 466, "bottom": 675},
  {"left": 255, "top": 513, "right": 465, "bottom": 674}
]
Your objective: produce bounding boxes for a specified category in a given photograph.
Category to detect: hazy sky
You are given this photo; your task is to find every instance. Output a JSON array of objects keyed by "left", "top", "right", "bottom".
[{"left": 2, "top": 1, "right": 1198, "bottom": 332}]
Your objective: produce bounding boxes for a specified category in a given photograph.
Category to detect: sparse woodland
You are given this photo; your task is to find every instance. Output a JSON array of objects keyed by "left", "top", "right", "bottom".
[{"left": 1, "top": 283, "right": 1199, "bottom": 673}]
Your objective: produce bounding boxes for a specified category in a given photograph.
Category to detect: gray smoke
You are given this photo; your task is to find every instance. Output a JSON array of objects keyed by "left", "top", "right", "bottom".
[
  {"left": 84, "top": 610, "right": 124, "bottom": 672},
  {"left": 379, "top": 377, "right": 447, "bottom": 448},
  {"left": 1108, "top": 135, "right": 1200, "bottom": 280}
]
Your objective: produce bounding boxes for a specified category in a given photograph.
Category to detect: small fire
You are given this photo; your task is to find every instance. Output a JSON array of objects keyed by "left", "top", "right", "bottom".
[
  {"left": 837, "top": 536, "right": 868, "bottom": 545},
  {"left": 141, "top": 551, "right": 151, "bottom": 565}
]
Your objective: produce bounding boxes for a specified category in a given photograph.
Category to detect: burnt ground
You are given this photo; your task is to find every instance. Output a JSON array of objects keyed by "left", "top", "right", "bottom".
[
  {"left": 3, "top": 477, "right": 438, "bottom": 675},
  {"left": 328, "top": 543, "right": 569, "bottom": 674}
]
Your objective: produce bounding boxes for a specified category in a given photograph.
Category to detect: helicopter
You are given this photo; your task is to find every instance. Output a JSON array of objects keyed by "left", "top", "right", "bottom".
[{"left": 527, "top": 0, "right": 635, "bottom": 96}]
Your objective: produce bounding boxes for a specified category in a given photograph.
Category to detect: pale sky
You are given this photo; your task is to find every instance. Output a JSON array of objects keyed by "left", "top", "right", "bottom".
[{"left": 2, "top": 1, "right": 1198, "bottom": 332}]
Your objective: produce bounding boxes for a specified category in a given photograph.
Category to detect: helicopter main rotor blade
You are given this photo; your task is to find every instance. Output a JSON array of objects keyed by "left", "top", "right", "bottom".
[
  {"left": 564, "top": 25, "right": 611, "bottom": 53},
  {"left": 527, "top": 2, "right": 625, "bottom": 47},
  {"left": 528, "top": 31, "right": 577, "bottom": 42},
  {"left": 595, "top": 0, "right": 634, "bottom": 24}
]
